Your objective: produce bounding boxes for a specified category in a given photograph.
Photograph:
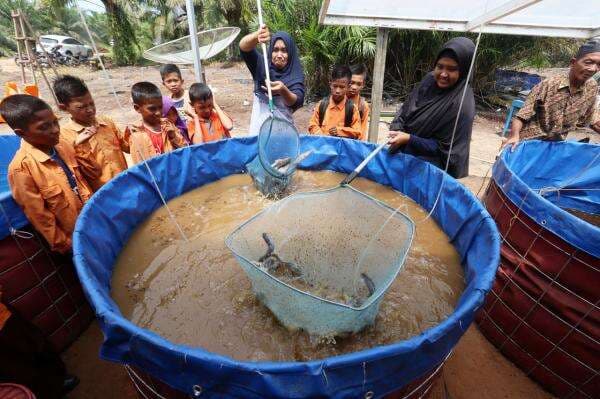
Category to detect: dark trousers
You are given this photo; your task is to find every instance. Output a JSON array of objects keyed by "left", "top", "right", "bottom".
[{"left": 0, "top": 310, "right": 66, "bottom": 399}]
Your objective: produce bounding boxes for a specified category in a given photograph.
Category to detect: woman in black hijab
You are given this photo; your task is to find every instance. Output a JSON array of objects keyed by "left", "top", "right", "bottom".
[{"left": 388, "top": 37, "right": 476, "bottom": 179}]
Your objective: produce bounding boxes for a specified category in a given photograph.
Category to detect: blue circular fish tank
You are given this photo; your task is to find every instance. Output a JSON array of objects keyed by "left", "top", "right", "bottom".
[{"left": 73, "top": 136, "right": 500, "bottom": 398}]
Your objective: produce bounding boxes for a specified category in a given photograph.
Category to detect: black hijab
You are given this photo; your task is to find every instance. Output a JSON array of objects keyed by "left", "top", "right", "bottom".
[
  {"left": 390, "top": 37, "right": 476, "bottom": 178},
  {"left": 253, "top": 31, "right": 305, "bottom": 109}
]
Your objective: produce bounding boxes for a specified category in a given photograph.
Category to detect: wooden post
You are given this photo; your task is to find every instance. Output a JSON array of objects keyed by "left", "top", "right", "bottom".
[
  {"left": 17, "top": 10, "right": 38, "bottom": 88},
  {"left": 11, "top": 10, "right": 26, "bottom": 84},
  {"left": 368, "top": 28, "right": 390, "bottom": 143}
]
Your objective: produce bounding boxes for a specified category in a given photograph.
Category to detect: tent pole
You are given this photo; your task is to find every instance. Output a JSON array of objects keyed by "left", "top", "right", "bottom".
[
  {"left": 185, "top": 0, "right": 204, "bottom": 83},
  {"left": 368, "top": 27, "right": 389, "bottom": 143}
]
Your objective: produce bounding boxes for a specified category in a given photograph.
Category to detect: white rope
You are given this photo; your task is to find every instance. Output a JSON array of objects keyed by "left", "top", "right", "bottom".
[{"left": 74, "top": 2, "right": 126, "bottom": 112}]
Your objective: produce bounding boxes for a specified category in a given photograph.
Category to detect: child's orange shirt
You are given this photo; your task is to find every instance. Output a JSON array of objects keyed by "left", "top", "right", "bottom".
[
  {"left": 308, "top": 96, "right": 363, "bottom": 140},
  {"left": 127, "top": 118, "right": 187, "bottom": 164},
  {"left": 350, "top": 94, "right": 370, "bottom": 139},
  {"left": 61, "top": 115, "right": 130, "bottom": 191},
  {"left": 186, "top": 110, "right": 231, "bottom": 144},
  {"left": 8, "top": 139, "right": 95, "bottom": 253}
]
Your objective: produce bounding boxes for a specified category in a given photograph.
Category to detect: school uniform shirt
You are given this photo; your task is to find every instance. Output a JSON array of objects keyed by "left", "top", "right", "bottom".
[
  {"left": 8, "top": 139, "right": 94, "bottom": 253},
  {"left": 350, "top": 94, "right": 371, "bottom": 139},
  {"left": 308, "top": 96, "right": 363, "bottom": 140},
  {"left": 127, "top": 118, "right": 187, "bottom": 164},
  {"left": 186, "top": 110, "right": 231, "bottom": 144},
  {"left": 61, "top": 115, "right": 130, "bottom": 191},
  {"left": 516, "top": 74, "right": 600, "bottom": 141}
]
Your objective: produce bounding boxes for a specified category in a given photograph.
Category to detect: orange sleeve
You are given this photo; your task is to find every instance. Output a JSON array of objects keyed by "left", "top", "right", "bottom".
[
  {"left": 338, "top": 105, "right": 363, "bottom": 140},
  {"left": 110, "top": 118, "right": 130, "bottom": 153},
  {"left": 73, "top": 143, "right": 103, "bottom": 189},
  {"left": 361, "top": 102, "right": 370, "bottom": 140},
  {"left": 308, "top": 102, "right": 323, "bottom": 134},
  {"left": 9, "top": 168, "right": 71, "bottom": 253}
]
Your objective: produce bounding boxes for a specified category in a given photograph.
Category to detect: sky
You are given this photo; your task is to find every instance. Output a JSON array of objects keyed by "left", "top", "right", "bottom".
[{"left": 76, "top": 0, "right": 106, "bottom": 13}]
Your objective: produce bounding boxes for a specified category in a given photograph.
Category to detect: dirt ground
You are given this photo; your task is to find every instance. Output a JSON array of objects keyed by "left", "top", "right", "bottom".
[{"left": 0, "top": 58, "right": 572, "bottom": 398}]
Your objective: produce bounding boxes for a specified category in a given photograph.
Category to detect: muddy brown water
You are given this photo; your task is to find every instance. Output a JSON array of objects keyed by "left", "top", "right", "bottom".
[{"left": 111, "top": 171, "right": 465, "bottom": 361}]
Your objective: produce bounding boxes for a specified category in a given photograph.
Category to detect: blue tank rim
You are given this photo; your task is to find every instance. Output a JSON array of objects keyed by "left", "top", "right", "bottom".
[
  {"left": 73, "top": 135, "right": 500, "bottom": 398},
  {"left": 493, "top": 140, "right": 600, "bottom": 258}
]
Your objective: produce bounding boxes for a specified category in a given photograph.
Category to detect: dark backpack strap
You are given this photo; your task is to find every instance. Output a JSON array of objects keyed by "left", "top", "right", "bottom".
[
  {"left": 345, "top": 99, "right": 355, "bottom": 127},
  {"left": 357, "top": 98, "right": 365, "bottom": 120},
  {"left": 318, "top": 97, "right": 329, "bottom": 127}
]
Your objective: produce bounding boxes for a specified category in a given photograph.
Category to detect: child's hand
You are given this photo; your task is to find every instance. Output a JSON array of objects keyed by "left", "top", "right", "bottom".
[
  {"left": 162, "top": 120, "right": 178, "bottom": 138},
  {"left": 75, "top": 126, "right": 97, "bottom": 145},
  {"left": 257, "top": 25, "right": 270, "bottom": 44},
  {"left": 328, "top": 127, "right": 338, "bottom": 136}
]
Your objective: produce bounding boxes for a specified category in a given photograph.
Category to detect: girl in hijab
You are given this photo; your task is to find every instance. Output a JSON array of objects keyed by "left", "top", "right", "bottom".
[
  {"left": 388, "top": 37, "right": 476, "bottom": 179},
  {"left": 162, "top": 95, "right": 190, "bottom": 143},
  {"left": 239, "top": 26, "right": 305, "bottom": 134}
]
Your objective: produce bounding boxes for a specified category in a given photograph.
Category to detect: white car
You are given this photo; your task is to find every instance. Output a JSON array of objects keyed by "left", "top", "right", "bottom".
[{"left": 36, "top": 35, "right": 93, "bottom": 58}]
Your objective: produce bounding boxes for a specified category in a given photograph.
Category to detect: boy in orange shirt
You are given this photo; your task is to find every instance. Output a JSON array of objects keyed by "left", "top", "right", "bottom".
[
  {"left": 308, "top": 65, "right": 362, "bottom": 140},
  {"left": 1, "top": 95, "right": 96, "bottom": 253},
  {"left": 54, "top": 75, "right": 130, "bottom": 191},
  {"left": 348, "top": 63, "right": 371, "bottom": 139},
  {"left": 186, "top": 83, "right": 233, "bottom": 144},
  {"left": 127, "top": 82, "right": 187, "bottom": 164}
]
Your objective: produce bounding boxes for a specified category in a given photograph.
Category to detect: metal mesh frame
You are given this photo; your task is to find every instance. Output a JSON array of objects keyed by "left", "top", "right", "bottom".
[
  {"left": 0, "top": 225, "right": 93, "bottom": 352},
  {"left": 476, "top": 181, "right": 599, "bottom": 399}
]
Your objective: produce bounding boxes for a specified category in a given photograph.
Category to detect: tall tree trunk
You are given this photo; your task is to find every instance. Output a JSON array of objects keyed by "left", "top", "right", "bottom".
[{"left": 101, "top": 0, "right": 138, "bottom": 65}]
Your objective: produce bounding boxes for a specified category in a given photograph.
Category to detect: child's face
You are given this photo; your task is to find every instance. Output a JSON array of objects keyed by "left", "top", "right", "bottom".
[
  {"left": 18, "top": 109, "right": 60, "bottom": 149},
  {"left": 60, "top": 91, "right": 96, "bottom": 125},
  {"left": 348, "top": 74, "right": 366, "bottom": 99},
  {"left": 166, "top": 107, "right": 179, "bottom": 124},
  {"left": 162, "top": 73, "right": 184, "bottom": 97},
  {"left": 192, "top": 98, "right": 214, "bottom": 120},
  {"left": 330, "top": 78, "right": 349, "bottom": 103},
  {"left": 134, "top": 98, "right": 163, "bottom": 126}
]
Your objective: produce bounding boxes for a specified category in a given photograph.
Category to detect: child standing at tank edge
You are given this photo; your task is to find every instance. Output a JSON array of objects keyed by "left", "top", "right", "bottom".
[
  {"left": 347, "top": 63, "right": 371, "bottom": 139},
  {"left": 0, "top": 95, "right": 96, "bottom": 254},
  {"left": 54, "top": 75, "right": 130, "bottom": 192},
  {"left": 0, "top": 283, "right": 79, "bottom": 399},
  {"left": 308, "top": 65, "right": 363, "bottom": 140},
  {"left": 127, "top": 82, "right": 187, "bottom": 164},
  {"left": 160, "top": 64, "right": 194, "bottom": 120},
  {"left": 186, "top": 83, "right": 233, "bottom": 144}
]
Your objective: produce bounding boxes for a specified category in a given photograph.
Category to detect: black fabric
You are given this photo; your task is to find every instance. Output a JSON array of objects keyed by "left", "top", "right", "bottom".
[
  {"left": 0, "top": 308, "right": 66, "bottom": 399},
  {"left": 318, "top": 97, "right": 355, "bottom": 128},
  {"left": 576, "top": 39, "right": 600, "bottom": 59},
  {"left": 389, "top": 37, "right": 476, "bottom": 178}
]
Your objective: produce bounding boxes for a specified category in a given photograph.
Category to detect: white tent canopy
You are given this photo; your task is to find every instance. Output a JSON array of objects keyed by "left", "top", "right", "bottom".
[
  {"left": 319, "top": 0, "right": 600, "bottom": 142},
  {"left": 319, "top": 0, "right": 600, "bottom": 39}
]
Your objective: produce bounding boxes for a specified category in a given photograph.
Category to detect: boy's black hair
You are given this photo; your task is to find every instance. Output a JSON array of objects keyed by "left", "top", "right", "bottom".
[
  {"left": 131, "top": 82, "right": 162, "bottom": 105},
  {"left": 0, "top": 94, "right": 51, "bottom": 130},
  {"left": 159, "top": 64, "right": 182, "bottom": 81},
  {"left": 188, "top": 83, "right": 213, "bottom": 103},
  {"left": 53, "top": 74, "right": 89, "bottom": 104},
  {"left": 330, "top": 65, "right": 352, "bottom": 82},
  {"left": 349, "top": 63, "right": 367, "bottom": 77}
]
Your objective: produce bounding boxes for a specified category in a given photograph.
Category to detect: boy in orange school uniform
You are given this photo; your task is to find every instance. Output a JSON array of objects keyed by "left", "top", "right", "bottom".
[
  {"left": 186, "top": 82, "right": 233, "bottom": 144},
  {"left": 1, "top": 95, "right": 95, "bottom": 254},
  {"left": 347, "top": 63, "right": 371, "bottom": 139},
  {"left": 54, "top": 75, "right": 130, "bottom": 191},
  {"left": 126, "top": 82, "right": 187, "bottom": 164},
  {"left": 308, "top": 65, "right": 363, "bottom": 140}
]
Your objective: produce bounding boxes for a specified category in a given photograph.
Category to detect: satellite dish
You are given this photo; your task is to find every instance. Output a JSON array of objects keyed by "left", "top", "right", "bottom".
[{"left": 143, "top": 27, "right": 241, "bottom": 65}]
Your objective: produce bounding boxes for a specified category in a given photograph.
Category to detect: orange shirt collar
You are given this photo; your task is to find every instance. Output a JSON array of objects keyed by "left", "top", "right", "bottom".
[
  {"left": 328, "top": 96, "right": 347, "bottom": 111},
  {"left": 20, "top": 140, "right": 52, "bottom": 163},
  {"left": 65, "top": 117, "right": 108, "bottom": 133}
]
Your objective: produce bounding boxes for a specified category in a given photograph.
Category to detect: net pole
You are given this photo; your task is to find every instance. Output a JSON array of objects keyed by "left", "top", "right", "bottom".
[{"left": 185, "top": 0, "right": 204, "bottom": 83}]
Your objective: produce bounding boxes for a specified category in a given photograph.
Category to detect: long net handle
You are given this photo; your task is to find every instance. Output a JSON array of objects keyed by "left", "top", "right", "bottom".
[
  {"left": 341, "top": 141, "right": 387, "bottom": 185},
  {"left": 256, "top": 0, "right": 274, "bottom": 111}
]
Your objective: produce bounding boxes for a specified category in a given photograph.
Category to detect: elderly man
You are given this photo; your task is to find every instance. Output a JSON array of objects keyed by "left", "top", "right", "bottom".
[{"left": 503, "top": 39, "right": 600, "bottom": 149}]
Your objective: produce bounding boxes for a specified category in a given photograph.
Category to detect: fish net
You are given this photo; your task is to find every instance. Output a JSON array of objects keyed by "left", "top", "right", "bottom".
[
  {"left": 226, "top": 185, "right": 415, "bottom": 337},
  {"left": 246, "top": 114, "right": 300, "bottom": 197},
  {"left": 142, "top": 27, "right": 241, "bottom": 64}
]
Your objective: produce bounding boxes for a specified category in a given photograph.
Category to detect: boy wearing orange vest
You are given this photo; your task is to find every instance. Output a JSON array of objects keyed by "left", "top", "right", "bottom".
[{"left": 187, "top": 83, "right": 233, "bottom": 144}]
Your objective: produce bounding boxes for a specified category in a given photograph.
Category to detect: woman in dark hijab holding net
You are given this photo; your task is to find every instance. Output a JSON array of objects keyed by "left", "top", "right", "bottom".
[
  {"left": 388, "top": 37, "right": 476, "bottom": 179},
  {"left": 239, "top": 26, "right": 305, "bottom": 134}
]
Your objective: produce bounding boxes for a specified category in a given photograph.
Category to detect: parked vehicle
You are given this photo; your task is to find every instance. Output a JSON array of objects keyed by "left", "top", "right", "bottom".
[{"left": 36, "top": 35, "right": 93, "bottom": 59}]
